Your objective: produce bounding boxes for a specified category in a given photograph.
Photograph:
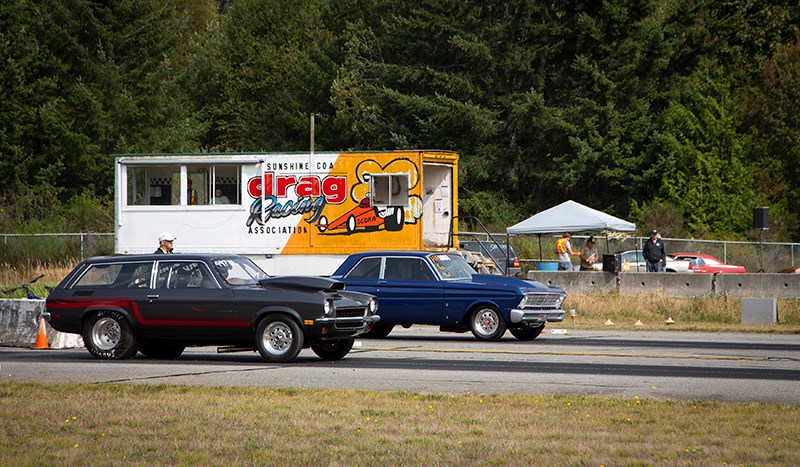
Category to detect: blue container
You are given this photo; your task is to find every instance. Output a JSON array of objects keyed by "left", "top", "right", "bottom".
[{"left": 535, "top": 260, "right": 559, "bottom": 271}]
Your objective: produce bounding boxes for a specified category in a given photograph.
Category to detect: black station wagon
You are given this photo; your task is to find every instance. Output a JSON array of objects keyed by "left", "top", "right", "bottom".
[{"left": 45, "top": 254, "right": 379, "bottom": 362}]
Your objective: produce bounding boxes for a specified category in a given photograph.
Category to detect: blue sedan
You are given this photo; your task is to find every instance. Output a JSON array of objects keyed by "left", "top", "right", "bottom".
[{"left": 331, "top": 251, "right": 567, "bottom": 341}]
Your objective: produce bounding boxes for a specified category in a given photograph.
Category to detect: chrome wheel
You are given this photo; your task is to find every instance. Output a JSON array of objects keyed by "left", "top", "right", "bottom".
[
  {"left": 263, "top": 321, "right": 294, "bottom": 355},
  {"left": 81, "top": 310, "right": 138, "bottom": 359},
  {"left": 470, "top": 306, "right": 506, "bottom": 341},
  {"left": 92, "top": 317, "right": 121, "bottom": 351},
  {"left": 255, "top": 316, "right": 303, "bottom": 362}
]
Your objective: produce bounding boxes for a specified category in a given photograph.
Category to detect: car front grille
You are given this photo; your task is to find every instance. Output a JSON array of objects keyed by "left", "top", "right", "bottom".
[
  {"left": 335, "top": 307, "right": 366, "bottom": 318},
  {"left": 333, "top": 307, "right": 368, "bottom": 329},
  {"left": 521, "top": 293, "right": 565, "bottom": 309}
]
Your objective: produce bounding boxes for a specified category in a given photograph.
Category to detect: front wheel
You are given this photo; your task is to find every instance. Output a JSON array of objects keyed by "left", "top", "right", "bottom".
[
  {"left": 311, "top": 338, "right": 354, "bottom": 361},
  {"left": 255, "top": 316, "right": 303, "bottom": 363},
  {"left": 510, "top": 325, "right": 544, "bottom": 341},
  {"left": 470, "top": 306, "right": 506, "bottom": 341},
  {"left": 82, "top": 310, "right": 138, "bottom": 359}
]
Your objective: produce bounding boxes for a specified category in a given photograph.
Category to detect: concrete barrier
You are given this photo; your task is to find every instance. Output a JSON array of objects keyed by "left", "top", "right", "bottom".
[
  {"left": 619, "top": 272, "right": 715, "bottom": 297},
  {"left": 741, "top": 298, "right": 778, "bottom": 324},
  {"left": 714, "top": 273, "right": 800, "bottom": 298},
  {"left": 527, "top": 271, "right": 617, "bottom": 294},
  {"left": 0, "top": 299, "right": 83, "bottom": 349}
]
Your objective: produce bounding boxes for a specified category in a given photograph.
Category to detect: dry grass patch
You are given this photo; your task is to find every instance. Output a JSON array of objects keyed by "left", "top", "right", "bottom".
[
  {"left": 0, "top": 262, "right": 74, "bottom": 298},
  {"left": 0, "top": 382, "right": 798, "bottom": 465},
  {"left": 563, "top": 292, "right": 800, "bottom": 332}
]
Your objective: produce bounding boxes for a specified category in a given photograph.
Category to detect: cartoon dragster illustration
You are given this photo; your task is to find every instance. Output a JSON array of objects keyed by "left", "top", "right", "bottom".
[{"left": 317, "top": 194, "right": 404, "bottom": 233}]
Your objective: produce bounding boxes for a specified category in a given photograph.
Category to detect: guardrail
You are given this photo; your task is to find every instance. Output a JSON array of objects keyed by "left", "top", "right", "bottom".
[{"left": 527, "top": 271, "right": 800, "bottom": 298}]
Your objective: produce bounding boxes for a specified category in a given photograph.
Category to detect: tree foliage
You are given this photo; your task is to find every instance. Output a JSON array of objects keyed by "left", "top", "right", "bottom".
[{"left": 0, "top": 0, "right": 799, "bottom": 240}]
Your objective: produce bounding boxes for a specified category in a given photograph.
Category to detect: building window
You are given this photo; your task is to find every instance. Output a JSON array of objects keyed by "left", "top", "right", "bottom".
[
  {"left": 370, "top": 173, "right": 409, "bottom": 206},
  {"left": 213, "top": 165, "right": 240, "bottom": 205},
  {"left": 127, "top": 166, "right": 180, "bottom": 206},
  {"left": 127, "top": 165, "right": 241, "bottom": 206}
]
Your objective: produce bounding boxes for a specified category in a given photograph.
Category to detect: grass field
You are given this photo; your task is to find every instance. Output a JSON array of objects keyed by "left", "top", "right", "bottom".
[{"left": 1, "top": 382, "right": 798, "bottom": 465}]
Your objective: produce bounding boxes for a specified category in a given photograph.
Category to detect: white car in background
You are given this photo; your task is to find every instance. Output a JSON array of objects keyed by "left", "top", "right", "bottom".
[{"left": 591, "top": 250, "right": 692, "bottom": 272}]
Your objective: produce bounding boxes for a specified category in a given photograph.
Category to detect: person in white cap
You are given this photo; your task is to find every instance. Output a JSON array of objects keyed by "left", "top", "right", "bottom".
[{"left": 155, "top": 232, "right": 176, "bottom": 254}]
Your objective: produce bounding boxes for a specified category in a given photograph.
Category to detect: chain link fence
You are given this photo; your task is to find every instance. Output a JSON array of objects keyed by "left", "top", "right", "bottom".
[
  {"left": 0, "top": 233, "right": 114, "bottom": 266},
  {"left": 459, "top": 231, "right": 798, "bottom": 273},
  {"left": 1, "top": 231, "right": 797, "bottom": 273}
]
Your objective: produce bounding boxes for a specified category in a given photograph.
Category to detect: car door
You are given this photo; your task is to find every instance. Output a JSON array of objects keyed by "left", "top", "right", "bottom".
[
  {"left": 135, "top": 260, "right": 241, "bottom": 340},
  {"left": 376, "top": 256, "right": 445, "bottom": 325}
]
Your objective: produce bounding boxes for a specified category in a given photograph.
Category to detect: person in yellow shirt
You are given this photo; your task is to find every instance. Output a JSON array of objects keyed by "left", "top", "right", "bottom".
[
  {"left": 556, "top": 232, "right": 579, "bottom": 271},
  {"left": 187, "top": 179, "right": 198, "bottom": 205}
]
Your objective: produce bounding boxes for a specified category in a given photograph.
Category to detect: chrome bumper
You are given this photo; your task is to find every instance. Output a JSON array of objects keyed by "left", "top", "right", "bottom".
[
  {"left": 510, "top": 309, "right": 566, "bottom": 324},
  {"left": 315, "top": 314, "right": 381, "bottom": 325}
]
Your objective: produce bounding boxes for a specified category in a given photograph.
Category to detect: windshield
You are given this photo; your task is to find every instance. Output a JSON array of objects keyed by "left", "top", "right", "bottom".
[
  {"left": 211, "top": 257, "right": 268, "bottom": 285},
  {"left": 428, "top": 253, "right": 475, "bottom": 280}
]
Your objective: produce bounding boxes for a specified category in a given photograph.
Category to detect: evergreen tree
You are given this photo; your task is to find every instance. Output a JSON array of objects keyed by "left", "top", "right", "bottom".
[{"left": 651, "top": 62, "right": 756, "bottom": 237}]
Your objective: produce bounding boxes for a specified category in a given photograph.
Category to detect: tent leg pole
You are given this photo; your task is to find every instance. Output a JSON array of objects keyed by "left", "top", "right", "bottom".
[{"left": 538, "top": 234, "right": 542, "bottom": 261}]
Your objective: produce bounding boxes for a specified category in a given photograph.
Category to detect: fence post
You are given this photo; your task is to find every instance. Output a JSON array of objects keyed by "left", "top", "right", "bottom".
[
  {"left": 80, "top": 233, "right": 85, "bottom": 260},
  {"left": 723, "top": 241, "right": 727, "bottom": 263}
]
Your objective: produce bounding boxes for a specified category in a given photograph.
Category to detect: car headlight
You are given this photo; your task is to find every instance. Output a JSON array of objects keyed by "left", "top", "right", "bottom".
[
  {"left": 369, "top": 297, "right": 378, "bottom": 314},
  {"left": 323, "top": 299, "right": 334, "bottom": 317}
]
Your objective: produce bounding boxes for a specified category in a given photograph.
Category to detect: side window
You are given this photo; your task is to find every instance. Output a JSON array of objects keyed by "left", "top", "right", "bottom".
[
  {"left": 384, "top": 258, "right": 435, "bottom": 281},
  {"left": 189, "top": 164, "right": 242, "bottom": 206},
  {"left": 369, "top": 173, "right": 409, "bottom": 206},
  {"left": 74, "top": 264, "right": 122, "bottom": 287},
  {"left": 213, "top": 165, "right": 240, "bottom": 205},
  {"left": 72, "top": 262, "right": 153, "bottom": 289},
  {"left": 187, "top": 166, "right": 210, "bottom": 206},
  {"left": 345, "top": 257, "right": 382, "bottom": 279},
  {"left": 127, "top": 166, "right": 181, "bottom": 206},
  {"left": 156, "top": 262, "right": 217, "bottom": 289},
  {"left": 126, "top": 164, "right": 241, "bottom": 206}
]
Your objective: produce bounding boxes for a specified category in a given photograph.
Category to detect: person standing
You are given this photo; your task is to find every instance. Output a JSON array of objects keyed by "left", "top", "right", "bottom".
[
  {"left": 155, "top": 232, "right": 176, "bottom": 254},
  {"left": 187, "top": 179, "right": 198, "bottom": 205},
  {"left": 642, "top": 229, "right": 666, "bottom": 272},
  {"left": 556, "top": 232, "right": 579, "bottom": 271},
  {"left": 214, "top": 188, "right": 230, "bottom": 204},
  {"left": 579, "top": 236, "right": 599, "bottom": 271}
]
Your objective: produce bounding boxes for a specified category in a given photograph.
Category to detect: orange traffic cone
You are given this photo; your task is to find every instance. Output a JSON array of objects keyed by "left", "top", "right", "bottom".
[{"left": 34, "top": 317, "right": 49, "bottom": 349}]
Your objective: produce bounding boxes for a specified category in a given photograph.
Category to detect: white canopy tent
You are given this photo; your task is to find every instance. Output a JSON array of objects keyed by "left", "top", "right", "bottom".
[
  {"left": 507, "top": 200, "right": 636, "bottom": 234},
  {"left": 506, "top": 200, "right": 636, "bottom": 263}
]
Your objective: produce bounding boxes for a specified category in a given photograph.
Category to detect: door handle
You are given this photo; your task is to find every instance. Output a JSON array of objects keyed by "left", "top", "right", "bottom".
[{"left": 146, "top": 294, "right": 160, "bottom": 300}]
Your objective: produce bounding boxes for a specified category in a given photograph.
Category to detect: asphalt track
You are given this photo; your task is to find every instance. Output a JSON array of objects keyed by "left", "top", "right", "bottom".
[{"left": 2, "top": 327, "right": 798, "bottom": 403}]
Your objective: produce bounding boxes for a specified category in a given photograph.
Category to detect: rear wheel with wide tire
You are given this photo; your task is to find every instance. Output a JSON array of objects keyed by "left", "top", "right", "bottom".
[
  {"left": 469, "top": 305, "right": 506, "bottom": 341},
  {"left": 510, "top": 325, "right": 544, "bottom": 341},
  {"left": 311, "top": 338, "right": 354, "bottom": 361},
  {"left": 362, "top": 323, "right": 395, "bottom": 338},
  {"left": 255, "top": 315, "right": 303, "bottom": 363},
  {"left": 82, "top": 310, "right": 138, "bottom": 359}
]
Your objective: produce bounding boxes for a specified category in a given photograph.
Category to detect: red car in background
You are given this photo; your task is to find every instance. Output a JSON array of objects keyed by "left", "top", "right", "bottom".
[{"left": 671, "top": 253, "right": 746, "bottom": 274}]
